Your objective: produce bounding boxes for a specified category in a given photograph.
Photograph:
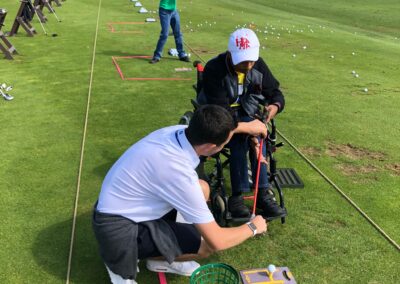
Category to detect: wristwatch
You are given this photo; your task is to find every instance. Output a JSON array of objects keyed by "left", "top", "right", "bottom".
[{"left": 246, "top": 221, "right": 257, "bottom": 236}]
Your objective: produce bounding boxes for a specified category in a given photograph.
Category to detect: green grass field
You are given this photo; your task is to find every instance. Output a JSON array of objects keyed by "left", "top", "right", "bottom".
[{"left": 0, "top": 0, "right": 399, "bottom": 283}]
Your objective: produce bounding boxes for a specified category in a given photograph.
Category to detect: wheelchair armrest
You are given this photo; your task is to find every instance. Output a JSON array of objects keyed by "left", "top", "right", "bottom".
[{"left": 191, "top": 99, "right": 201, "bottom": 110}]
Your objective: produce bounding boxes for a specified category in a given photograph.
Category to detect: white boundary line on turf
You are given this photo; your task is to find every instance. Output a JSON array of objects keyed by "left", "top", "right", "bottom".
[{"left": 65, "top": 0, "right": 103, "bottom": 282}]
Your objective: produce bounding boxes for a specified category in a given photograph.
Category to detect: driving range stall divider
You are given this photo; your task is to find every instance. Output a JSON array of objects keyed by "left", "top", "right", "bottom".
[
  {"left": 9, "top": 0, "right": 37, "bottom": 36},
  {"left": 0, "top": 9, "right": 18, "bottom": 59}
]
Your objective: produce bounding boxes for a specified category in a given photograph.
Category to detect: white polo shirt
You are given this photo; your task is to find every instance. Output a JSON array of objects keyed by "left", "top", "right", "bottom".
[{"left": 97, "top": 125, "right": 214, "bottom": 224}]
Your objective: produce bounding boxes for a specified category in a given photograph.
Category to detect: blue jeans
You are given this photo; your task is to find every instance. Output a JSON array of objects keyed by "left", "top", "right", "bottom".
[
  {"left": 227, "top": 116, "right": 269, "bottom": 195},
  {"left": 153, "top": 8, "right": 186, "bottom": 60}
]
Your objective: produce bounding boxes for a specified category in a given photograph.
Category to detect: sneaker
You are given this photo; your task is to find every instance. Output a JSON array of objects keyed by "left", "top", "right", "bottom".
[
  {"left": 105, "top": 265, "right": 138, "bottom": 284},
  {"left": 228, "top": 195, "right": 250, "bottom": 218},
  {"left": 146, "top": 260, "right": 200, "bottom": 276},
  {"left": 149, "top": 58, "right": 160, "bottom": 64},
  {"left": 179, "top": 56, "right": 190, "bottom": 62},
  {"left": 256, "top": 188, "right": 287, "bottom": 220}
]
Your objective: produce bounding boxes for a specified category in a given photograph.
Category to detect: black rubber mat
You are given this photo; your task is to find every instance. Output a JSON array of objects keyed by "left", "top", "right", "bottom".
[{"left": 275, "top": 168, "right": 304, "bottom": 189}]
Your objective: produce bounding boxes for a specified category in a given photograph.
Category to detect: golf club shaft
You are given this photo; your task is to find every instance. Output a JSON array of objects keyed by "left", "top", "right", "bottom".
[
  {"left": 251, "top": 138, "right": 264, "bottom": 216},
  {"left": 27, "top": 0, "right": 48, "bottom": 35},
  {"left": 47, "top": 2, "right": 61, "bottom": 22}
]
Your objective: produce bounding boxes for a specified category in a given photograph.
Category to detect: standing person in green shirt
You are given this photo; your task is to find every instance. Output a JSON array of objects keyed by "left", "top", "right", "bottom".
[{"left": 150, "top": 0, "right": 190, "bottom": 64}]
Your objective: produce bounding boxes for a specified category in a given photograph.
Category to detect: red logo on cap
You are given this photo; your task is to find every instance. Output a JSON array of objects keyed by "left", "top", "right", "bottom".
[{"left": 236, "top": 36, "right": 250, "bottom": 50}]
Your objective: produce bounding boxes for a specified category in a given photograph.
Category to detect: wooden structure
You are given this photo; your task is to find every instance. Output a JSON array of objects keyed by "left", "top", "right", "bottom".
[
  {"left": 49, "top": 0, "right": 62, "bottom": 7},
  {"left": 0, "top": 10, "right": 18, "bottom": 59},
  {"left": 34, "top": 0, "right": 53, "bottom": 14},
  {"left": 9, "top": 0, "right": 37, "bottom": 36}
]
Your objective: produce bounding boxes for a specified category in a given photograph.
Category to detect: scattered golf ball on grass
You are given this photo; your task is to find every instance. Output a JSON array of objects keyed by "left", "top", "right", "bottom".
[{"left": 363, "top": 88, "right": 368, "bottom": 93}]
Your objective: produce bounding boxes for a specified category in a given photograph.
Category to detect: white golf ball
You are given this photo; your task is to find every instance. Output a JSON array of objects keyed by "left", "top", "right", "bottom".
[
  {"left": 292, "top": 54, "right": 296, "bottom": 58},
  {"left": 330, "top": 55, "right": 335, "bottom": 59},
  {"left": 352, "top": 52, "right": 356, "bottom": 55},
  {"left": 355, "top": 74, "right": 359, "bottom": 78},
  {"left": 268, "top": 264, "right": 276, "bottom": 273},
  {"left": 351, "top": 70, "right": 356, "bottom": 74},
  {"left": 303, "top": 45, "right": 307, "bottom": 49},
  {"left": 364, "top": 88, "right": 368, "bottom": 93}
]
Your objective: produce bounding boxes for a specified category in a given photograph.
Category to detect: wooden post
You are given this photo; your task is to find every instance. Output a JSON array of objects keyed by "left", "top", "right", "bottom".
[
  {"left": 9, "top": 0, "right": 37, "bottom": 36},
  {"left": 0, "top": 31, "right": 18, "bottom": 59},
  {"left": 34, "top": 0, "right": 54, "bottom": 14},
  {"left": 49, "top": 0, "right": 62, "bottom": 7}
]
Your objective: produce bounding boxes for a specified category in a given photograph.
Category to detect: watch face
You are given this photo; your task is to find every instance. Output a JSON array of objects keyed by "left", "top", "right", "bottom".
[{"left": 248, "top": 222, "right": 257, "bottom": 231}]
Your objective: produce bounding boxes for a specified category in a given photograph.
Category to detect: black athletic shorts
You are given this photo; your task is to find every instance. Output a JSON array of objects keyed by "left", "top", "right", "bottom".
[{"left": 137, "top": 210, "right": 202, "bottom": 259}]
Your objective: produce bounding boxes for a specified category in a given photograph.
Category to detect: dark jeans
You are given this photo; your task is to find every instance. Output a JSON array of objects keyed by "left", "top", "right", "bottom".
[
  {"left": 227, "top": 116, "right": 269, "bottom": 195},
  {"left": 153, "top": 7, "right": 186, "bottom": 60}
]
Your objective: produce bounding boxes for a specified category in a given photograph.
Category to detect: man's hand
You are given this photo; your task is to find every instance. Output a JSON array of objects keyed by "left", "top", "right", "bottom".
[
  {"left": 265, "top": 104, "right": 279, "bottom": 123},
  {"left": 235, "top": 119, "right": 268, "bottom": 138},
  {"left": 252, "top": 215, "right": 268, "bottom": 235},
  {"left": 250, "top": 137, "right": 267, "bottom": 164}
]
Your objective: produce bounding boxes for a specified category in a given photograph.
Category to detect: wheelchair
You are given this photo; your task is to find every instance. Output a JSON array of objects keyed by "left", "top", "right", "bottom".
[{"left": 179, "top": 61, "right": 286, "bottom": 226}]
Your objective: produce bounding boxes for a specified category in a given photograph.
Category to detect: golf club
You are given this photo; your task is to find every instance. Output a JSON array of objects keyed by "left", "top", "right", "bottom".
[
  {"left": 251, "top": 137, "right": 264, "bottom": 219},
  {"left": 251, "top": 109, "right": 269, "bottom": 219},
  {"left": 46, "top": 2, "right": 61, "bottom": 22},
  {"left": 27, "top": 0, "right": 58, "bottom": 36},
  {"left": 0, "top": 83, "right": 14, "bottom": 101}
]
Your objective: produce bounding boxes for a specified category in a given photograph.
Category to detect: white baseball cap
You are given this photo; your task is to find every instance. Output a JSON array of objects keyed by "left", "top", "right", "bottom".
[{"left": 228, "top": 28, "right": 260, "bottom": 65}]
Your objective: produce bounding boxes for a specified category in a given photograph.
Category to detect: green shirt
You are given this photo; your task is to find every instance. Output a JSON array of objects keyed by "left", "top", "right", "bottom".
[{"left": 160, "top": 0, "right": 177, "bottom": 10}]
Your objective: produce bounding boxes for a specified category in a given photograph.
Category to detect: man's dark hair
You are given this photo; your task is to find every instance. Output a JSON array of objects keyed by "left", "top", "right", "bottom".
[{"left": 186, "top": 105, "right": 237, "bottom": 146}]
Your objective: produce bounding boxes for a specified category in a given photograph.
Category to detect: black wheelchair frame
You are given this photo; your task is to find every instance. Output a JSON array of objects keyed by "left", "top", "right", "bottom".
[{"left": 179, "top": 61, "right": 286, "bottom": 226}]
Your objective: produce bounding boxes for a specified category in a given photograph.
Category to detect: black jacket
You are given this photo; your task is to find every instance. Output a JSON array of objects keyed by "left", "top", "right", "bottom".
[{"left": 197, "top": 52, "right": 285, "bottom": 117}]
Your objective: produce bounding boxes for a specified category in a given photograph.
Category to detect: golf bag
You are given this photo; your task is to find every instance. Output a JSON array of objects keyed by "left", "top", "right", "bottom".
[{"left": 22, "top": 1, "right": 34, "bottom": 22}]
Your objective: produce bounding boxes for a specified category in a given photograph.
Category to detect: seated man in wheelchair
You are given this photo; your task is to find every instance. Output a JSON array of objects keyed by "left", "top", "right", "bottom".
[{"left": 197, "top": 28, "right": 287, "bottom": 220}]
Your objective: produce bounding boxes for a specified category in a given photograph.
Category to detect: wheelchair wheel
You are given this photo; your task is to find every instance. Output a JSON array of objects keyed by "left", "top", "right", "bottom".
[
  {"left": 211, "top": 192, "right": 226, "bottom": 227},
  {"left": 179, "top": 111, "right": 193, "bottom": 125}
]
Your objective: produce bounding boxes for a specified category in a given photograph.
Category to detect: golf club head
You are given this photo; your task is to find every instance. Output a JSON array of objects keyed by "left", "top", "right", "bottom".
[
  {"left": 1, "top": 89, "right": 13, "bottom": 100},
  {"left": 3, "top": 93, "right": 14, "bottom": 101},
  {"left": 5, "top": 86, "right": 13, "bottom": 92}
]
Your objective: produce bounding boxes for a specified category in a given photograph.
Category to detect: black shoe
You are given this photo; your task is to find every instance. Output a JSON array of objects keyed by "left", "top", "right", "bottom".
[
  {"left": 257, "top": 188, "right": 287, "bottom": 220},
  {"left": 228, "top": 195, "right": 250, "bottom": 218},
  {"left": 179, "top": 56, "right": 190, "bottom": 62},
  {"left": 149, "top": 58, "right": 160, "bottom": 64}
]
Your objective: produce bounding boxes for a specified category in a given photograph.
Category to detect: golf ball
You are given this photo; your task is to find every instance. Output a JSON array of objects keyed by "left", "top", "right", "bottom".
[
  {"left": 268, "top": 264, "right": 276, "bottom": 273},
  {"left": 352, "top": 52, "right": 356, "bottom": 55},
  {"left": 351, "top": 70, "right": 356, "bottom": 74},
  {"left": 364, "top": 88, "right": 368, "bottom": 93},
  {"left": 355, "top": 74, "right": 359, "bottom": 78},
  {"left": 292, "top": 54, "right": 296, "bottom": 58},
  {"left": 330, "top": 55, "right": 335, "bottom": 59},
  {"left": 303, "top": 45, "right": 307, "bottom": 49}
]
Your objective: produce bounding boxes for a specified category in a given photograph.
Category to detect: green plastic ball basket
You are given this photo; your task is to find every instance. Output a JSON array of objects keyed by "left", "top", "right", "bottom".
[{"left": 190, "top": 263, "right": 240, "bottom": 284}]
